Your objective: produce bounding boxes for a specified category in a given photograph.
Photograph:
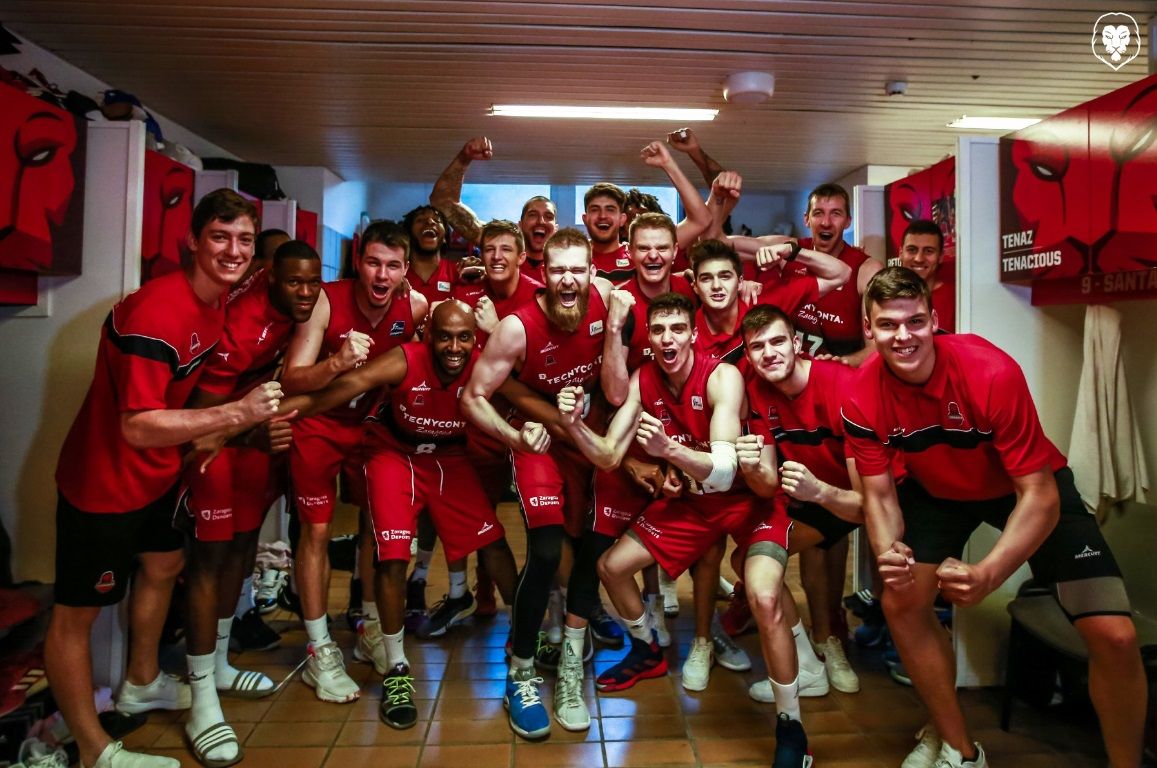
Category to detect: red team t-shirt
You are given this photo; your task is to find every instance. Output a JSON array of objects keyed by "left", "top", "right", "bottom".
[
  {"left": 931, "top": 277, "right": 956, "bottom": 334},
  {"left": 788, "top": 239, "right": 872, "bottom": 357},
  {"left": 57, "top": 271, "right": 223, "bottom": 513},
  {"left": 842, "top": 334, "right": 1067, "bottom": 501}
]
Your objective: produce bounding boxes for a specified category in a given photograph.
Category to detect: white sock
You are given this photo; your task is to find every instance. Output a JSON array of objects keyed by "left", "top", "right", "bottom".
[
  {"left": 449, "top": 570, "right": 467, "bottom": 600},
  {"left": 215, "top": 618, "right": 273, "bottom": 693},
  {"left": 305, "top": 616, "right": 332, "bottom": 647},
  {"left": 411, "top": 549, "right": 433, "bottom": 582},
  {"left": 793, "top": 621, "right": 824, "bottom": 672},
  {"left": 362, "top": 600, "right": 379, "bottom": 622},
  {"left": 384, "top": 628, "right": 408, "bottom": 669},
  {"left": 771, "top": 675, "right": 801, "bottom": 722},
  {"left": 563, "top": 625, "right": 585, "bottom": 663},
  {"left": 186, "top": 653, "right": 237, "bottom": 763},
  {"left": 624, "top": 611, "right": 650, "bottom": 642},
  {"left": 235, "top": 576, "right": 256, "bottom": 618},
  {"left": 509, "top": 655, "right": 534, "bottom": 680},
  {"left": 648, "top": 594, "right": 668, "bottom": 634}
]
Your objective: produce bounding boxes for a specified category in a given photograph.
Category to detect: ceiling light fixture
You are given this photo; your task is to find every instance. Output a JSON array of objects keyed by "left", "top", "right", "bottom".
[
  {"left": 947, "top": 115, "right": 1041, "bottom": 130},
  {"left": 489, "top": 105, "right": 718, "bottom": 121},
  {"left": 723, "top": 71, "right": 775, "bottom": 105}
]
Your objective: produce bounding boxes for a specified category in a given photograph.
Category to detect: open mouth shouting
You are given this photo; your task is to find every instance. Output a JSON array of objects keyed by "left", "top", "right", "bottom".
[
  {"left": 370, "top": 282, "right": 393, "bottom": 303},
  {"left": 660, "top": 347, "right": 678, "bottom": 364}
]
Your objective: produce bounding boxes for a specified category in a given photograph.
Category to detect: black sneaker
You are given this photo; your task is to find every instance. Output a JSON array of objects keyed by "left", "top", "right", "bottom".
[
  {"left": 229, "top": 607, "right": 281, "bottom": 652},
  {"left": 406, "top": 577, "right": 427, "bottom": 614},
  {"left": 773, "top": 713, "right": 814, "bottom": 768},
  {"left": 589, "top": 603, "right": 625, "bottom": 648},
  {"left": 417, "top": 593, "right": 476, "bottom": 639},
  {"left": 379, "top": 663, "right": 417, "bottom": 729},
  {"left": 534, "top": 631, "right": 561, "bottom": 672},
  {"left": 328, "top": 533, "right": 357, "bottom": 572}
]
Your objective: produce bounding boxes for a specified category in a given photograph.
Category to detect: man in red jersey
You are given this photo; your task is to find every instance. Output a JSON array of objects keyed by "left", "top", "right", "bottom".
[
  {"left": 429, "top": 137, "right": 558, "bottom": 276},
  {"left": 48, "top": 190, "right": 282, "bottom": 768},
  {"left": 401, "top": 205, "right": 457, "bottom": 304},
  {"left": 462, "top": 228, "right": 614, "bottom": 740},
  {"left": 557, "top": 293, "right": 813, "bottom": 768},
  {"left": 899, "top": 219, "right": 955, "bottom": 333},
  {"left": 279, "top": 301, "right": 519, "bottom": 731},
  {"left": 177, "top": 240, "right": 322, "bottom": 766},
  {"left": 281, "top": 220, "right": 428, "bottom": 705},
  {"left": 843, "top": 267, "right": 1144, "bottom": 768},
  {"left": 740, "top": 304, "right": 868, "bottom": 705}
]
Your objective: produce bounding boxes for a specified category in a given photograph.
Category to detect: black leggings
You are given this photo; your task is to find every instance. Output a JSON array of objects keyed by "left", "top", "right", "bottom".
[
  {"left": 566, "top": 531, "right": 616, "bottom": 620},
  {"left": 511, "top": 525, "right": 564, "bottom": 659}
]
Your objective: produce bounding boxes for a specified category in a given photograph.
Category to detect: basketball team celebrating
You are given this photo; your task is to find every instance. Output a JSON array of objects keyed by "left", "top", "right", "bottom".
[{"left": 49, "top": 129, "right": 1145, "bottom": 768}]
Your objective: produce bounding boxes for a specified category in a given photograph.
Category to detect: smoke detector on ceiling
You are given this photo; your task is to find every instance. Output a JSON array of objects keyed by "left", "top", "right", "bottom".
[
  {"left": 885, "top": 80, "right": 909, "bottom": 96},
  {"left": 723, "top": 71, "right": 775, "bottom": 105}
]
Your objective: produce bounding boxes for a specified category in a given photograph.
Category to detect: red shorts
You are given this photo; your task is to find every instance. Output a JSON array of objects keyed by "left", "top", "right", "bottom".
[
  {"left": 467, "top": 431, "right": 511, "bottom": 507},
  {"left": 364, "top": 446, "right": 504, "bottom": 562},
  {"left": 631, "top": 492, "right": 786, "bottom": 578},
  {"left": 290, "top": 413, "right": 368, "bottom": 525},
  {"left": 511, "top": 444, "right": 593, "bottom": 538},
  {"left": 591, "top": 467, "right": 653, "bottom": 538},
  {"left": 184, "top": 446, "right": 281, "bottom": 542}
]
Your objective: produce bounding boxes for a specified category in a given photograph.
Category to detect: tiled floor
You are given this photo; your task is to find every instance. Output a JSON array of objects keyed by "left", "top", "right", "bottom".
[{"left": 132, "top": 503, "right": 1110, "bottom": 767}]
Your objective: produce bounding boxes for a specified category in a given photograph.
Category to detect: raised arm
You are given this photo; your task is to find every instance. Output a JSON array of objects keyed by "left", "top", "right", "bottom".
[
  {"left": 641, "top": 141, "right": 711, "bottom": 249},
  {"left": 557, "top": 380, "right": 641, "bottom": 470},
  {"left": 600, "top": 289, "right": 636, "bottom": 407},
  {"left": 703, "top": 172, "right": 742, "bottom": 241},
  {"left": 666, "top": 127, "right": 725, "bottom": 186},
  {"left": 754, "top": 242, "right": 852, "bottom": 296},
  {"left": 428, "top": 137, "right": 491, "bottom": 245},
  {"left": 280, "top": 344, "right": 409, "bottom": 419}
]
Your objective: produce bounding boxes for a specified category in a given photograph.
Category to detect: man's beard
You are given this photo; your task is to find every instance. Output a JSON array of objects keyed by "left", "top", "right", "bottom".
[{"left": 545, "top": 288, "right": 588, "bottom": 333}]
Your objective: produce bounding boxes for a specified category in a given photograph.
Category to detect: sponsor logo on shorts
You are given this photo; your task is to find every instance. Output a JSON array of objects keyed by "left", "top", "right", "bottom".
[
  {"left": 198, "top": 507, "right": 232, "bottom": 522},
  {"left": 390, "top": 320, "right": 407, "bottom": 337},
  {"left": 589, "top": 320, "right": 604, "bottom": 336},
  {"left": 94, "top": 570, "right": 116, "bottom": 594},
  {"left": 636, "top": 518, "right": 662, "bottom": 539},
  {"left": 297, "top": 494, "right": 330, "bottom": 508},
  {"left": 1074, "top": 545, "right": 1102, "bottom": 560},
  {"left": 381, "top": 529, "right": 411, "bottom": 541},
  {"left": 477, "top": 521, "right": 494, "bottom": 536},
  {"left": 527, "top": 495, "right": 560, "bottom": 508},
  {"left": 190, "top": 332, "right": 202, "bottom": 354},
  {"left": 691, "top": 395, "right": 704, "bottom": 411},
  {"left": 602, "top": 505, "right": 633, "bottom": 522}
]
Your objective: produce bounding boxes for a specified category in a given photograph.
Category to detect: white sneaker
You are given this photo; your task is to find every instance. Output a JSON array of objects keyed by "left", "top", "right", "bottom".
[
  {"left": 817, "top": 635, "right": 860, "bottom": 693},
  {"left": 303, "top": 642, "right": 360, "bottom": 703},
  {"left": 255, "top": 568, "right": 288, "bottom": 614},
  {"left": 553, "top": 647, "right": 591, "bottom": 731},
  {"left": 543, "top": 590, "right": 564, "bottom": 645},
  {"left": 934, "top": 742, "right": 987, "bottom": 768},
  {"left": 82, "top": 741, "right": 179, "bottom": 768},
  {"left": 681, "top": 637, "right": 714, "bottom": 692},
  {"left": 354, "top": 618, "right": 389, "bottom": 675},
  {"left": 18, "top": 738, "right": 69, "bottom": 768},
  {"left": 902, "top": 724, "right": 942, "bottom": 768},
  {"left": 115, "top": 673, "right": 191, "bottom": 714},
  {"left": 710, "top": 618, "right": 751, "bottom": 672},
  {"left": 748, "top": 664, "right": 830, "bottom": 702},
  {"left": 658, "top": 569, "right": 679, "bottom": 617}
]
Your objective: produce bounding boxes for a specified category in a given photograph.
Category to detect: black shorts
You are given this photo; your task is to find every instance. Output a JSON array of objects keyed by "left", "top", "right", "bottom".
[
  {"left": 898, "top": 467, "right": 1129, "bottom": 620},
  {"left": 54, "top": 486, "right": 185, "bottom": 607},
  {"left": 786, "top": 500, "right": 858, "bottom": 550}
]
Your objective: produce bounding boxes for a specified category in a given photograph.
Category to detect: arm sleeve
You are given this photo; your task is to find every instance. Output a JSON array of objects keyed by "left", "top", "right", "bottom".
[{"left": 841, "top": 395, "right": 893, "bottom": 477}]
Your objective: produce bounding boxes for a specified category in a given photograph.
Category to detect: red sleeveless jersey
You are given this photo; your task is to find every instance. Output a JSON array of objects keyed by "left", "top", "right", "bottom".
[
  {"left": 319, "top": 279, "right": 416, "bottom": 423},
  {"left": 592, "top": 243, "right": 634, "bottom": 283},
  {"left": 615, "top": 274, "right": 695, "bottom": 370},
  {"left": 694, "top": 301, "right": 749, "bottom": 366},
  {"left": 512, "top": 289, "right": 608, "bottom": 398},
  {"left": 789, "top": 239, "right": 872, "bottom": 356},
  {"left": 452, "top": 271, "right": 543, "bottom": 346},
  {"left": 367, "top": 342, "right": 476, "bottom": 455},
  {"left": 406, "top": 258, "right": 457, "bottom": 303}
]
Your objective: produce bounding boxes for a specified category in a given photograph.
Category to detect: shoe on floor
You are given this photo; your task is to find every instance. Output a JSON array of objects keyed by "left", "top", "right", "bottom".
[
  {"left": 772, "top": 713, "right": 813, "bottom": 768},
  {"left": 658, "top": 569, "right": 679, "bottom": 617},
  {"left": 303, "top": 642, "right": 360, "bottom": 703},
  {"left": 853, "top": 619, "right": 889, "bottom": 648},
  {"left": 254, "top": 568, "right": 287, "bottom": 615},
  {"left": 711, "top": 615, "right": 751, "bottom": 671},
  {"left": 681, "top": 636, "right": 714, "bottom": 692},
  {"left": 417, "top": 592, "right": 476, "bottom": 638},
  {"left": 934, "top": 742, "right": 987, "bottom": 768},
  {"left": 543, "top": 589, "right": 564, "bottom": 645},
  {"left": 533, "top": 631, "right": 561, "bottom": 672},
  {"left": 405, "top": 577, "right": 427, "bottom": 615},
  {"left": 902, "top": 724, "right": 942, "bottom": 768},
  {"left": 18, "top": 737, "right": 69, "bottom": 768},
  {"left": 596, "top": 633, "right": 667, "bottom": 692},
  {"left": 82, "top": 741, "right": 180, "bottom": 768},
  {"left": 649, "top": 600, "right": 672, "bottom": 648},
  {"left": 553, "top": 646, "right": 590, "bottom": 731},
  {"left": 354, "top": 618, "right": 390, "bottom": 675},
  {"left": 889, "top": 659, "right": 913, "bottom": 687},
  {"left": 589, "top": 603, "right": 625, "bottom": 648},
  {"left": 748, "top": 664, "right": 830, "bottom": 703},
  {"left": 817, "top": 635, "right": 859, "bottom": 693},
  {"left": 115, "top": 673, "right": 191, "bottom": 714},
  {"left": 504, "top": 670, "right": 550, "bottom": 740},
  {"left": 720, "top": 581, "right": 754, "bottom": 636},
  {"left": 229, "top": 607, "right": 281, "bottom": 652},
  {"left": 379, "top": 663, "right": 417, "bottom": 729}
]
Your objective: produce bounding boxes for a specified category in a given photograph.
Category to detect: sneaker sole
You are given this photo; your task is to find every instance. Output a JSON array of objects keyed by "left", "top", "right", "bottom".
[
  {"left": 554, "top": 710, "right": 592, "bottom": 732},
  {"left": 828, "top": 675, "right": 861, "bottom": 693},
  {"left": 681, "top": 664, "right": 713, "bottom": 692},
  {"left": 748, "top": 679, "right": 830, "bottom": 703},
  {"left": 114, "top": 698, "right": 187, "bottom": 714},
  {"left": 716, "top": 655, "right": 752, "bottom": 672},
  {"left": 423, "top": 604, "right": 478, "bottom": 638},
  {"left": 302, "top": 669, "right": 360, "bottom": 703},
  {"left": 379, "top": 707, "right": 418, "bottom": 730},
  {"left": 595, "top": 658, "right": 669, "bottom": 692},
  {"left": 503, "top": 697, "right": 551, "bottom": 740}
]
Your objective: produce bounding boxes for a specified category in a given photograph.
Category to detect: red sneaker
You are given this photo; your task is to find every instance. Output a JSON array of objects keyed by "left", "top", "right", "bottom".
[
  {"left": 595, "top": 634, "right": 668, "bottom": 692},
  {"left": 720, "top": 581, "right": 754, "bottom": 637}
]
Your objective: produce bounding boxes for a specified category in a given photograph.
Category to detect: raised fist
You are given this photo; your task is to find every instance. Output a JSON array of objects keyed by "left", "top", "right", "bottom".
[
  {"left": 666, "top": 128, "right": 701, "bottom": 153},
  {"left": 640, "top": 141, "right": 673, "bottom": 168},
  {"left": 459, "top": 137, "right": 493, "bottom": 163}
]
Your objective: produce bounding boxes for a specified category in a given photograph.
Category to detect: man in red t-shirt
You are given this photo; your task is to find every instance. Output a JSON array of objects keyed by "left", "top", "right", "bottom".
[
  {"left": 49, "top": 190, "right": 282, "bottom": 768},
  {"left": 281, "top": 221, "right": 428, "bottom": 705},
  {"left": 899, "top": 219, "right": 955, "bottom": 333},
  {"left": 843, "top": 267, "right": 1144, "bottom": 768}
]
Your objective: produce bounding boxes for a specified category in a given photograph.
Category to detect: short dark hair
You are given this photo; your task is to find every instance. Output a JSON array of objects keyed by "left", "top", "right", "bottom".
[
  {"left": 864, "top": 266, "right": 933, "bottom": 316},
  {"left": 542, "top": 227, "right": 592, "bottom": 267},
  {"left": 901, "top": 219, "right": 944, "bottom": 253},
  {"left": 629, "top": 212, "right": 677, "bottom": 247},
  {"left": 272, "top": 239, "right": 319, "bottom": 266},
  {"left": 740, "top": 303, "right": 795, "bottom": 341},
  {"left": 255, "top": 229, "right": 289, "bottom": 262},
  {"left": 626, "top": 188, "right": 665, "bottom": 215},
  {"left": 360, "top": 219, "right": 410, "bottom": 260},
  {"left": 520, "top": 196, "right": 556, "bottom": 219},
  {"left": 583, "top": 182, "right": 626, "bottom": 210},
  {"left": 401, "top": 205, "right": 446, "bottom": 238},
  {"left": 806, "top": 183, "right": 851, "bottom": 217},
  {"left": 192, "top": 188, "right": 259, "bottom": 239},
  {"left": 689, "top": 239, "right": 741, "bottom": 276},
  {"left": 646, "top": 291, "right": 696, "bottom": 327},
  {"left": 480, "top": 219, "right": 525, "bottom": 254}
]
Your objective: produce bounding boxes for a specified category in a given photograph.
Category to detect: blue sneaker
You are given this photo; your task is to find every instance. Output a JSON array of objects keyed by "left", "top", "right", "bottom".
[
  {"left": 589, "top": 603, "right": 625, "bottom": 648},
  {"left": 504, "top": 672, "right": 550, "bottom": 740}
]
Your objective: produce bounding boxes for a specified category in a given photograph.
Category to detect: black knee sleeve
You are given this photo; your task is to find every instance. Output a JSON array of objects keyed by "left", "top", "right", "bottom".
[
  {"left": 511, "top": 525, "right": 564, "bottom": 659},
  {"left": 566, "top": 531, "right": 617, "bottom": 621}
]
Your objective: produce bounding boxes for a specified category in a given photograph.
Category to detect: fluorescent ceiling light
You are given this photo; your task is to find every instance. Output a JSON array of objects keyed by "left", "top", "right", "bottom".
[
  {"left": 947, "top": 115, "right": 1040, "bottom": 130},
  {"left": 490, "top": 105, "right": 718, "bottom": 121}
]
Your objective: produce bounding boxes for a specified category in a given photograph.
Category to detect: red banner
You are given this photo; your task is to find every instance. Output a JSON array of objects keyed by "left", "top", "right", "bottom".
[
  {"left": 296, "top": 208, "right": 319, "bottom": 249},
  {"left": 1031, "top": 268, "right": 1157, "bottom": 305},
  {"left": 883, "top": 156, "right": 956, "bottom": 265},
  {"left": 141, "top": 149, "right": 195, "bottom": 284}
]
